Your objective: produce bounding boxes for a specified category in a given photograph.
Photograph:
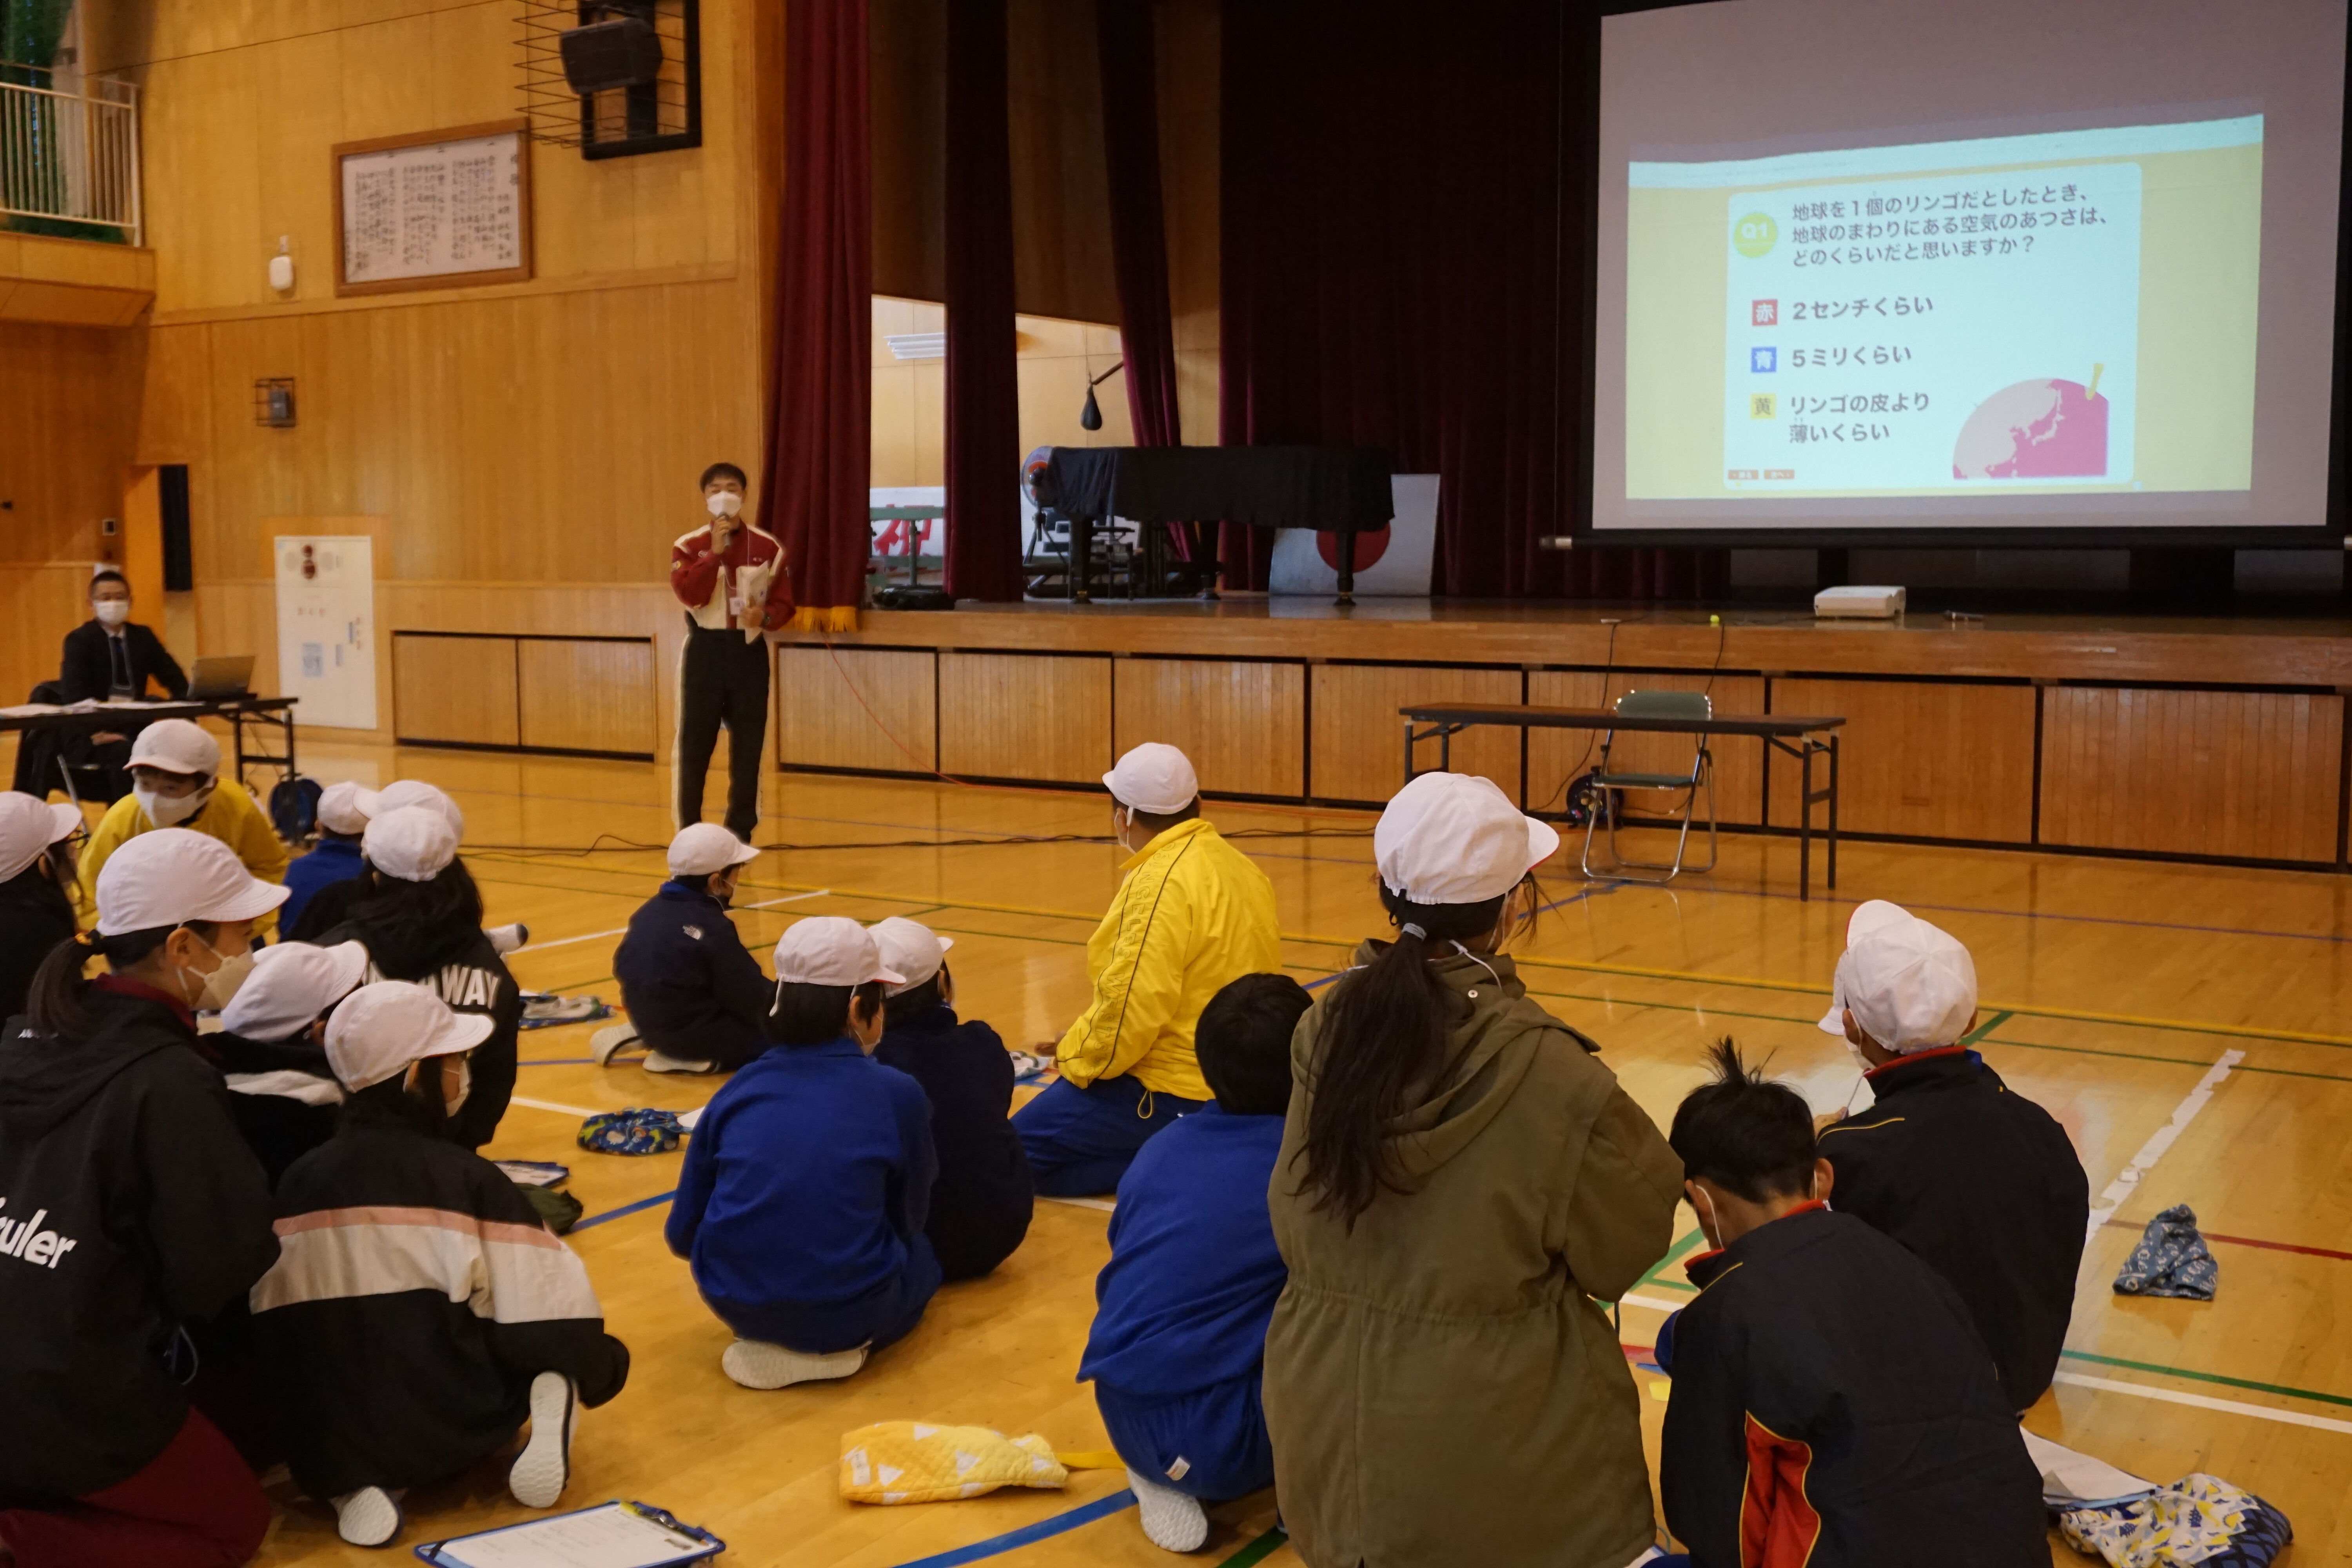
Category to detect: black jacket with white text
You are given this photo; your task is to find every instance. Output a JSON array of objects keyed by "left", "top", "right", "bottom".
[{"left": 316, "top": 919, "right": 522, "bottom": 1149}]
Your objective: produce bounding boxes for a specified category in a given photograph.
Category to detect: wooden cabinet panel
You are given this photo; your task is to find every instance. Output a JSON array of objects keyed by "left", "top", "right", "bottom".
[
  {"left": 1114, "top": 659, "right": 1306, "bottom": 799},
  {"left": 2040, "top": 688, "right": 2343, "bottom": 863},
  {"left": 938, "top": 652, "right": 1112, "bottom": 783},
  {"left": 1312, "top": 664, "right": 1522, "bottom": 805},
  {"left": 517, "top": 638, "right": 658, "bottom": 758},
  {"left": 1762, "top": 679, "right": 2037, "bottom": 843},
  {"left": 779, "top": 646, "right": 938, "bottom": 773},
  {"left": 1526, "top": 671, "right": 1766, "bottom": 825},
  {"left": 393, "top": 633, "right": 517, "bottom": 746}
]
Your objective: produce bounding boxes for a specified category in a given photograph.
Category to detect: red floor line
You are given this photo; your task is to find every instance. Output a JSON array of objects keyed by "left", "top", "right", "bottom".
[{"left": 2103, "top": 1218, "right": 2352, "bottom": 1263}]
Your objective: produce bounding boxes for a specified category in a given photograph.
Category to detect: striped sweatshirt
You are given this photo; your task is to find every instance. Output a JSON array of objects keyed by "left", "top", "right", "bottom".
[{"left": 250, "top": 1099, "right": 629, "bottom": 1499}]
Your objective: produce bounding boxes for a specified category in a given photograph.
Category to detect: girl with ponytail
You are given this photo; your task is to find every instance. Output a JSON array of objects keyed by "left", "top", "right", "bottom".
[{"left": 1262, "top": 772, "right": 1686, "bottom": 1568}]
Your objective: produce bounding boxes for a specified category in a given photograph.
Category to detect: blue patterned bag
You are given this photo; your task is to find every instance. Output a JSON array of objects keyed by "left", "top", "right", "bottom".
[
  {"left": 2112, "top": 1204, "right": 2218, "bottom": 1300},
  {"left": 576, "top": 1107, "right": 687, "bottom": 1156},
  {"left": 2059, "top": 1474, "right": 2292, "bottom": 1566}
]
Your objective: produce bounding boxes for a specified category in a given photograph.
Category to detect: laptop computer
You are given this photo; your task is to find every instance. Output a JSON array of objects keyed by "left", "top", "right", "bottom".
[{"left": 186, "top": 655, "right": 255, "bottom": 701}]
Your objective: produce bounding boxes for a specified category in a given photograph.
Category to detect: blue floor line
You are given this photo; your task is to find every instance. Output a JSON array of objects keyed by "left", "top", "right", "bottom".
[
  {"left": 572, "top": 1189, "right": 678, "bottom": 1230},
  {"left": 885, "top": 1489, "right": 1138, "bottom": 1568},
  {"left": 519, "top": 1058, "right": 597, "bottom": 1066}
]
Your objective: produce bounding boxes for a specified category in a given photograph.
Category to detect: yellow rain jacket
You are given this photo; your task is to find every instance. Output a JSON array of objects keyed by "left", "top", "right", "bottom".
[
  {"left": 1054, "top": 818, "right": 1282, "bottom": 1102},
  {"left": 80, "top": 782, "right": 291, "bottom": 935}
]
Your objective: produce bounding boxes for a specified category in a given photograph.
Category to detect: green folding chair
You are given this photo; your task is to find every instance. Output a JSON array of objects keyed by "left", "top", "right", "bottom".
[{"left": 1579, "top": 689, "right": 1719, "bottom": 883}]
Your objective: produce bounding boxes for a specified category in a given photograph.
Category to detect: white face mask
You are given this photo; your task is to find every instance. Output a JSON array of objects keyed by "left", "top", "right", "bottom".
[
  {"left": 135, "top": 782, "right": 212, "bottom": 829},
  {"left": 93, "top": 598, "right": 131, "bottom": 628},
  {"left": 443, "top": 1054, "right": 472, "bottom": 1114},
  {"left": 179, "top": 932, "right": 253, "bottom": 1012},
  {"left": 706, "top": 490, "right": 743, "bottom": 519}
]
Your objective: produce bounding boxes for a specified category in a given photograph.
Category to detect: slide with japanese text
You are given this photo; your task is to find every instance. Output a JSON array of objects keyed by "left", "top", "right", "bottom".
[{"left": 1622, "top": 117, "right": 2261, "bottom": 504}]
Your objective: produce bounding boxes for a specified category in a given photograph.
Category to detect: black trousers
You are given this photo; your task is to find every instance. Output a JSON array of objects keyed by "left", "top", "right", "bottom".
[{"left": 676, "top": 622, "right": 770, "bottom": 839}]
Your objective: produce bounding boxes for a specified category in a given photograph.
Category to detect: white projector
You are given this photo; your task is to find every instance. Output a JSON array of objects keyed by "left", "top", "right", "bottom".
[{"left": 1813, "top": 584, "right": 1907, "bottom": 619}]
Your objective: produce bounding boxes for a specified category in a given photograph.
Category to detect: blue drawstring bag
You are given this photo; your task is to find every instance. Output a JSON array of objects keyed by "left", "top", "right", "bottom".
[
  {"left": 2113, "top": 1203, "right": 2219, "bottom": 1300},
  {"left": 577, "top": 1108, "right": 687, "bottom": 1156}
]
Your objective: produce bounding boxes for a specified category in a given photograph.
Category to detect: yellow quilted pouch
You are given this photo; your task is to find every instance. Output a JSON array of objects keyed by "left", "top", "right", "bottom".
[{"left": 840, "top": 1422, "right": 1075, "bottom": 1504}]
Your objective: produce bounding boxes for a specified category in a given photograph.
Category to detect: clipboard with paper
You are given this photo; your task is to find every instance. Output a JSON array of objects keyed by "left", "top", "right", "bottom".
[{"left": 412, "top": 1501, "right": 724, "bottom": 1568}]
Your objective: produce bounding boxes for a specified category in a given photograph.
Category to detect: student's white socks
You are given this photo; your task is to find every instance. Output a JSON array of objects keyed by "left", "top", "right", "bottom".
[
  {"left": 486, "top": 923, "right": 528, "bottom": 955},
  {"left": 590, "top": 1023, "right": 642, "bottom": 1067},
  {"left": 1126, "top": 1467, "right": 1210, "bottom": 1553},
  {"left": 508, "top": 1371, "right": 577, "bottom": 1508},
  {"left": 332, "top": 1486, "right": 404, "bottom": 1547},
  {"left": 721, "top": 1338, "right": 867, "bottom": 1389},
  {"left": 644, "top": 1050, "right": 716, "bottom": 1074}
]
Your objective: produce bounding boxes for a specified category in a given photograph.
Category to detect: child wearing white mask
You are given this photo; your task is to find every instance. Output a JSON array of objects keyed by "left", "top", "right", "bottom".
[
  {"left": 0, "top": 830, "right": 286, "bottom": 1567},
  {"left": 77, "top": 719, "right": 290, "bottom": 939},
  {"left": 251, "top": 981, "right": 630, "bottom": 1548}
]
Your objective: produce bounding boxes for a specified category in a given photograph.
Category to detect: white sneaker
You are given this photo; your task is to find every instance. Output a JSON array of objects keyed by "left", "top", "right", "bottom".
[
  {"left": 720, "top": 1337, "right": 867, "bottom": 1389},
  {"left": 644, "top": 1050, "right": 716, "bottom": 1074},
  {"left": 1127, "top": 1466, "right": 1209, "bottom": 1552},
  {"left": 508, "top": 1370, "right": 576, "bottom": 1507},
  {"left": 487, "top": 923, "right": 529, "bottom": 955},
  {"left": 332, "top": 1486, "right": 403, "bottom": 1548},
  {"left": 590, "top": 1023, "right": 643, "bottom": 1067}
]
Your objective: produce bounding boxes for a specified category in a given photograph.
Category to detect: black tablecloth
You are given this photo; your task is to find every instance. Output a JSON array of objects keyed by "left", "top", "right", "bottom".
[{"left": 1043, "top": 446, "right": 1393, "bottom": 528}]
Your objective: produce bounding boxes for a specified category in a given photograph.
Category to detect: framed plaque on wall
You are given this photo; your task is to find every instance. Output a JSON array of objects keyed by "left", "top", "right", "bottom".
[{"left": 332, "top": 119, "right": 534, "bottom": 296}]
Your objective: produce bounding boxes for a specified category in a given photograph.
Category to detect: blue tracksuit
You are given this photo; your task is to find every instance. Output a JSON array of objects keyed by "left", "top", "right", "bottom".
[
  {"left": 1080, "top": 1105, "right": 1286, "bottom": 1500},
  {"left": 666, "top": 1037, "right": 940, "bottom": 1354},
  {"left": 279, "top": 835, "right": 363, "bottom": 935},
  {"left": 613, "top": 880, "right": 773, "bottom": 1069}
]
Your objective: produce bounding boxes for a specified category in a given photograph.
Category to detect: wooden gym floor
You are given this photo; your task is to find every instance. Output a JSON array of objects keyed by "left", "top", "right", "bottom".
[{"left": 130, "top": 744, "right": 2352, "bottom": 1563}]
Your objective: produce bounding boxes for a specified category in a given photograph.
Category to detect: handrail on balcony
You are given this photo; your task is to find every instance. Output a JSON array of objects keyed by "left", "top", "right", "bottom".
[{"left": 0, "top": 73, "right": 142, "bottom": 247}]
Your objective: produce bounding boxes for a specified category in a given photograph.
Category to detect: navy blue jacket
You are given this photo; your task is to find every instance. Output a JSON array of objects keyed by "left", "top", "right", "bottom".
[
  {"left": 1081, "top": 1105, "right": 1287, "bottom": 1400},
  {"left": 666, "top": 1037, "right": 936, "bottom": 1316},
  {"left": 873, "top": 1004, "right": 1033, "bottom": 1280},
  {"left": 279, "top": 837, "right": 364, "bottom": 936},
  {"left": 613, "top": 880, "right": 772, "bottom": 1069}
]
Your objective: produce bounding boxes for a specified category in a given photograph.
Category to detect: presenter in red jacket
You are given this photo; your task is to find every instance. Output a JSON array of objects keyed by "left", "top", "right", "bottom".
[{"left": 670, "top": 462, "right": 793, "bottom": 842}]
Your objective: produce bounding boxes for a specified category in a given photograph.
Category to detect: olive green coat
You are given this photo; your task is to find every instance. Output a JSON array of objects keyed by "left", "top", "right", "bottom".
[{"left": 1263, "top": 944, "right": 1684, "bottom": 1568}]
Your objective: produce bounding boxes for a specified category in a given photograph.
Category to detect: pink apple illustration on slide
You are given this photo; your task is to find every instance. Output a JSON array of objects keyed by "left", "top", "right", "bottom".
[{"left": 1951, "top": 365, "right": 2109, "bottom": 479}]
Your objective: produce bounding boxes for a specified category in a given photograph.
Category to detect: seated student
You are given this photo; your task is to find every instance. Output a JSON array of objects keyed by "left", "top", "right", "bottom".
[
  {"left": 0, "top": 791, "right": 83, "bottom": 1023},
  {"left": 312, "top": 808, "right": 521, "bottom": 1151},
  {"left": 606, "top": 822, "right": 771, "bottom": 1073},
  {"left": 279, "top": 780, "right": 376, "bottom": 935},
  {"left": 1082, "top": 971, "right": 1308, "bottom": 1553},
  {"left": 79, "top": 720, "right": 289, "bottom": 937},
  {"left": 212, "top": 940, "right": 370, "bottom": 1184},
  {"left": 869, "top": 916, "right": 1033, "bottom": 1281},
  {"left": 1814, "top": 900, "right": 2089, "bottom": 1412},
  {"left": 0, "top": 830, "right": 284, "bottom": 1568},
  {"left": 1656, "top": 1039, "right": 2044, "bottom": 1568},
  {"left": 252, "top": 981, "right": 630, "bottom": 1548},
  {"left": 1013, "top": 742, "right": 1283, "bottom": 1196},
  {"left": 667, "top": 917, "right": 939, "bottom": 1390}
]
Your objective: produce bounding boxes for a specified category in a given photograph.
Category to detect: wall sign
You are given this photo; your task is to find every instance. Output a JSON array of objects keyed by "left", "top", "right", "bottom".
[
  {"left": 333, "top": 120, "right": 534, "bottom": 296},
  {"left": 275, "top": 536, "right": 378, "bottom": 730}
]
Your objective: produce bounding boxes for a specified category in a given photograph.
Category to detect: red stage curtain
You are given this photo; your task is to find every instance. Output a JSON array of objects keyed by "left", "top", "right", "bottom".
[
  {"left": 1096, "top": 0, "right": 1181, "bottom": 447},
  {"left": 943, "top": 0, "right": 1026, "bottom": 601},
  {"left": 758, "top": 0, "right": 872, "bottom": 631},
  {"left": 1218, "top": 0, "right": 1724, "bottom": 599}
]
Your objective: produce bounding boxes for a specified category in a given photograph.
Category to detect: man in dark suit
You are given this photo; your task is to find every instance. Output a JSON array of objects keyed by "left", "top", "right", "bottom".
[{"left": 12, "top": 570, "right": 191, "bottom": 804}]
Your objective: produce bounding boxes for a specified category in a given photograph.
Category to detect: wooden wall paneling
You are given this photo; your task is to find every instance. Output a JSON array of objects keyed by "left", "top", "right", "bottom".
[
  {"left": 1114, "top": 658, "right": 1306, "bottom": 799},
  {"left": 517, "top": 638, "right": 659, "bottom": 757},
  {"left": 2039, "top": 687, "right": 2344, "bottom": 864},
  {"left": 778, "top": 646, "right": 939, "bottom": 773},
  {"left": 1525, "top": 671, "right": 1767, "bottom": 825},
  {"left": 938, "top": 653, "right": 1111, "bottom": 782},
  {"left": 1312, "top": 664, "right": 1523, "bottom": 804},
  {"left": 0, "top": 566, "right": 100, "bottom": 710},
  {"left": 393, "top": 633, "right": 519, "bottom": 747},
  {"left": 1760, "top": 678, "right": 2038, "bottom": 843},
  {"left": 191, "top": 581, "right": 280, "bottom": 696}
]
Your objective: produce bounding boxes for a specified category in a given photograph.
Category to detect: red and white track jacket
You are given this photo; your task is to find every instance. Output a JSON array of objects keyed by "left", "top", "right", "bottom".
[{"left": 671, "top": 521, "right": 792, "bottom": 640}]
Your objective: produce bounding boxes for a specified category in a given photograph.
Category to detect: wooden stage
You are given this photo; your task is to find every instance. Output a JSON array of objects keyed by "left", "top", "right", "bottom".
[
  {"left": 775, "top": 598, "right": 2352, "bottom": 873},
  {"left": 196, "top": 740, "right": 2349, "bottom": 1567}
]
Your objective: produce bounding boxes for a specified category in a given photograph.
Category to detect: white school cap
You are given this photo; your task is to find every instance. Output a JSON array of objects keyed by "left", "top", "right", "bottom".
[
  {"left": 324, "top": 980, "right": 494, "bottom": 1092},
  {"left": 93, "top": 829, "right": 289, "bottom": 936},
  {"left": 0, "top": 792, "right": 82, "bottom": 882},
  {"left": 315, "top": 780, "right": 380, "bottom": 836},
  {"left": 127, "top": 719, "right": 220, "bottom": 779},
  {"left": 1374, "top": 771, "right": 1561, "bottom": 906},
  {"left": 364, "top": 806, "right": 459, "bottom": 884},
  {"left": 1103, "top": 742, "right": 1198, "bottom": 815},
  {"left": 220, "top": 941, "right": 372, "bottom": 1041},
  {"left": 376, "top": 779, "right": 466, "bottom": 840},
  {"left": 773, "top": 916, "right": 905, "bottom": 988},
  {"left": 1816, "top": 899, "right": 1978, "bottom": 1053},
  {"left": 669, "top": 821, "right": 761, "bottom": 878},
  {"left": 868, "top": 916, "right": 954, "bottom": 996}
]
